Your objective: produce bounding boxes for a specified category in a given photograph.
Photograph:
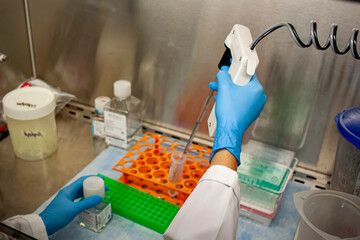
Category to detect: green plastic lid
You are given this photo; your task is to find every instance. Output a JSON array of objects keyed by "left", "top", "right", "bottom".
[{"left": 237, "top": 153, "right": 288, "bottom": 192}]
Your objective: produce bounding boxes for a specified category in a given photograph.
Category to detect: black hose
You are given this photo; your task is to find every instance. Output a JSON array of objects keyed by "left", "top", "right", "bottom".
[{"left": 250, "top": 20, "right": 359, "bottom": 60}]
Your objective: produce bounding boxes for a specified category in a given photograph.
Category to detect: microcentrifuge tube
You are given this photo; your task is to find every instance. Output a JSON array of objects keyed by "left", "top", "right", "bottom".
[{"left": 168, "top": 152, "right": 186, "bottom": 197}]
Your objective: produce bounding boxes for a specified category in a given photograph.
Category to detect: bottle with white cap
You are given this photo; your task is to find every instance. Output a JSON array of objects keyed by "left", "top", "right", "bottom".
[
  {"left": 92, "top": 96, "right": 110, "bottom": 138},
  {"left": 78, "top": 176, "right": 112, "bottom": 232},
  {"left": 2, "top": 87, "right": 57, "bottom": 160},
  {"left": 103, "top": 80, "right": 142, "bottom": 149}
]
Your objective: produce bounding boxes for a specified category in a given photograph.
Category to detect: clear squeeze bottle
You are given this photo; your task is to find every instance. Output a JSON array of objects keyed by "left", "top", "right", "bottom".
[{"left": 104, "top": 80, "right": 142, "bottom": 149}]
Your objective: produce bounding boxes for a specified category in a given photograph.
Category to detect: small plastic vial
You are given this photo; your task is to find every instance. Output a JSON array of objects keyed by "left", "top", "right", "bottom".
[
  {"left": 78, "top": 176, "right": 112, "bottom": 233},
  {"left": 92, "top": 96, "right": 111, "bottom": 138},
  {"left": 104, "top": 80, "right": 142, "bottom": 149},
  {"left": 168, "top": 152, "right": 186, "bottom": 197}
]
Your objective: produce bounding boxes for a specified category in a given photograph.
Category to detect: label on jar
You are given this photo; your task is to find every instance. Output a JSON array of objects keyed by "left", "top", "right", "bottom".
[
  {"left": 16, "top": 102, "right": 37, "bottom": 108},
  {"left": 23, "top": 130, "right": 45, "bottom": 138},
  {"left": 104, "top": 111, "right": 127, "bottom": 141},
  {"left": 92, "top": 119, "right": 105, "bottom": 137}
]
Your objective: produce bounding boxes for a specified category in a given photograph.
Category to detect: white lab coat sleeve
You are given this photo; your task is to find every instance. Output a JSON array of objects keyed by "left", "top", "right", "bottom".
[
  {"left": 163, "top": 165, "right": 240, "bottom": 240},
  {"left": 1, "top": 214, "right": 48, "bottom": 240}
]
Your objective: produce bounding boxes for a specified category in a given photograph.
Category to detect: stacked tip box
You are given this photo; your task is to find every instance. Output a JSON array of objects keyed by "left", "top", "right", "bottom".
[{"left": 237, "top": 140, "right": 297, "bottom": 226}]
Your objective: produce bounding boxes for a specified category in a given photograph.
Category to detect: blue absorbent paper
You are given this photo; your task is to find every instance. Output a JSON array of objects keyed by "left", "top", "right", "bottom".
[
  {"left": 236, "top": 182, "right": 308, "bottom": 239},
  {"left": 35, "top": 146, "right": 308, "bottom": 240}
]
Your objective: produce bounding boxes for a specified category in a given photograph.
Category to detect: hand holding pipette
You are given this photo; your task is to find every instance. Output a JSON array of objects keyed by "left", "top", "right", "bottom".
[{"left": 209, "top": 67, "right": 266, "bottom": 165}]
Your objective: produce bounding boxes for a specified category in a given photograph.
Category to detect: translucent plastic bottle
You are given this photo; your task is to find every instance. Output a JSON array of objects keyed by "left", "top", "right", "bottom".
[
  {"left": 104, "top": 80, "right": 142, "bottom": 149},
  {"left": 78, "top": 176, "right": 112, "bottom": 232},
  {"left": 2, "top": 87, "right": 57, "bottom": 160}
]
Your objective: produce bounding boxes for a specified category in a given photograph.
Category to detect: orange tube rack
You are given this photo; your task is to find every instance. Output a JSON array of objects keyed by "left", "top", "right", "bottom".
[{"left": 113, "top": 132, "right": 212, "bottom": 207}]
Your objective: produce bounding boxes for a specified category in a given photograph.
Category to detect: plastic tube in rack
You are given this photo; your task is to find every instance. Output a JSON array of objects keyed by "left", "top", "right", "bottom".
[
  {"left": 168, "top": 152, "right": 186, "bottom": 183},
  {"left": 168, "top": 152, "right": 186, "bottom": 197}
]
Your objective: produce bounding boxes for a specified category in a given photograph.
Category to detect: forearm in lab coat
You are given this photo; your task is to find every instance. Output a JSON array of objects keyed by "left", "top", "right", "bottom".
[
  {"left": 163, "top": 165, "right": 240, "bottom": 240},
  {"left": 1, "top": 214, "right": 48, "bottom": 240}
]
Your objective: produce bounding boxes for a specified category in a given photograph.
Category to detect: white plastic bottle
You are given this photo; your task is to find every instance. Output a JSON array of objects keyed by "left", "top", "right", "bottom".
[
  {"left": 92, "top": 96, "right": 110, "bottom": 138},
  {"left": 78, "top": 176, "right": 112, "bottom": 232},
  {"left": 104, "top": 80, "right": 142, "bottom": 149}
]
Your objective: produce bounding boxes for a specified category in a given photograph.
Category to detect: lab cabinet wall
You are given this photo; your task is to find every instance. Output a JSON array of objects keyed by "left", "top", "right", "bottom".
[
  {"left": 0, "top": 0, "right": 33, "bottom": 98},
  {"left": 2, "top": 0, "right": 360, "bottom": 175}
]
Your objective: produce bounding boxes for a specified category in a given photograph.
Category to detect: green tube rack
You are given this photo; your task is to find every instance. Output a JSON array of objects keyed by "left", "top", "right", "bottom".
[{"left": 99, "top": 174, "right": 179, "bottom": 234}]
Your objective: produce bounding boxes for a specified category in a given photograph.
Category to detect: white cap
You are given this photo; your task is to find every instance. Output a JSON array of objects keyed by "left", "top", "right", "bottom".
[
  {"left": 114, "top": 80, "right": 131, "bottom": 98},
  {"left": 2, "top": 87, "right": 56, "bottom": 120},
  {"left": 94, "top": 96, "right": 110, "bottom": 114},
  {"left": 83, "top": 176, "right": 105, "bottom": 199}
]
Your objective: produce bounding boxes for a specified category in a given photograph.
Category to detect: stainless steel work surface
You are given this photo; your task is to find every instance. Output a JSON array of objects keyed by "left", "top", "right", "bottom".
[
  {"left": 0, "top": 111, "right": 106, "bottom": 221},
  {"left": 32, "top": 146, "right": 309, "bottom": 239}
]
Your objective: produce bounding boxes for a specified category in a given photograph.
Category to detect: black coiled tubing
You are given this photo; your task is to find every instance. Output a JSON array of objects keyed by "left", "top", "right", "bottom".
[{"left": 250, "top": 20, "right": 359, "bottom": 60}]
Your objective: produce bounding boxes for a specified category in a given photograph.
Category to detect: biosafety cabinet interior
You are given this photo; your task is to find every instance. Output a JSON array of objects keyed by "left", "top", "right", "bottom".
[{"left": 0, "top": 0, "right": 359, "bottom": 221}]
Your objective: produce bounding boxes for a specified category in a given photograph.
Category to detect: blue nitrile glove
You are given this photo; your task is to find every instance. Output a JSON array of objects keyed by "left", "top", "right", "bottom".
[
  {"left": 39, "top": 175, "right": 108, "bottom": 235},
  {"left": 209, "top": 66, "right": 266, "bottom": 165}
]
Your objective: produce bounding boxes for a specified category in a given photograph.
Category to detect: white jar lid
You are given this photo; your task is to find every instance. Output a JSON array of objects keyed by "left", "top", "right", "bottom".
[
  {"left": 95, "top": 96, "right": 110, "bottom": 114},
  {"left": 114, "top": 80, "right": 131, "bottom": 98},
  {"left": 83, "top": 176, "right": 105, "bottom": 199},
  {"left": 2, "top": 87, "right": 56, "bottom": 120}
]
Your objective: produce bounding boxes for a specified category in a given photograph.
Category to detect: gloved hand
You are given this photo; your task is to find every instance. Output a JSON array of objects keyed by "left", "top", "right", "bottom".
[
  {"left": 209, "top": 66, "right": 266, "bottom": 165},
  {"left": 39, "top": 175, "right": 107, "bottom": 235}
]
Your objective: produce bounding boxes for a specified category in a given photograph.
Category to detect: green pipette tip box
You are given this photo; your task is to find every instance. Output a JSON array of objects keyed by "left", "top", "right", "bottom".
[
  {"left": 99, "top": 174, "right": 179, "bottom": 234},
  {"left": 237, "top": 153, "right": 288, "bottom": 192}
]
